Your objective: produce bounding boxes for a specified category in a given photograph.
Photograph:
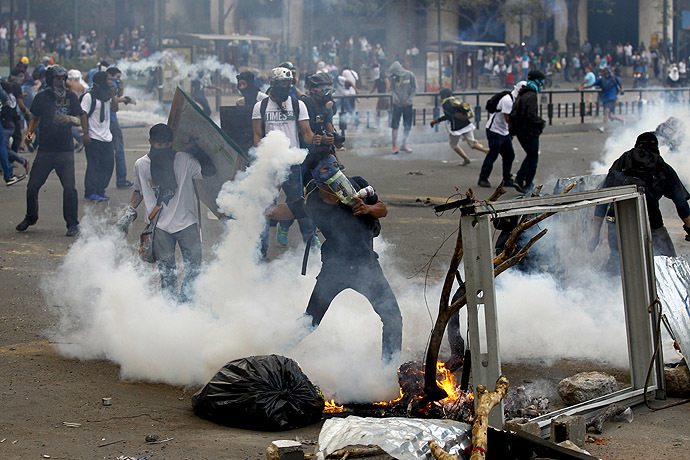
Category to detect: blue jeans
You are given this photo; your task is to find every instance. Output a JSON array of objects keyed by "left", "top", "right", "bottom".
[
  {"left": 153, "top": 224, "right": 202, "bottom": 302},
  {"left": 110, "top": 121, "right": 128, "bottom": 184},
  {"left": 261, "top": 165, "right": 316, "bottom": 257},
  {"left": 0, "top": 126, "right": 13, "bottom": 181},
  {"left": 4, "top": 127, "right": 25, "bottom": 166}
]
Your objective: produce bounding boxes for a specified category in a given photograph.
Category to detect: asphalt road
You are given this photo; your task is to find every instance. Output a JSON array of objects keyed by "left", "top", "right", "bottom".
[{"left": 1, "top": 123, "right": 689, "bottom": 460}]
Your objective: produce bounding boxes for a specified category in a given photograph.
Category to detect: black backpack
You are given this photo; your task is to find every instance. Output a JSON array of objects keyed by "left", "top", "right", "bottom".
[
  {"left": 79, "top": 91, "right": 98, "bottom": 118},
  {"left": 486, "top": 90, "right": 512, "bottom": 114},
  {"left": 259, "top": 95, "right": 300, "bottom": 137}
]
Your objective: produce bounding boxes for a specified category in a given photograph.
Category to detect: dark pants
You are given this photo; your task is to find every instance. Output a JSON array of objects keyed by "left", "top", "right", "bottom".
[
  {"left": 111, "top": 121, "right": 128, "bottom": 185},
  {"left": 515, "top": 134, "right": 540, "bottom": 188},
  {"left": 24, "top": 150, "right": 79, "bottom": 228},
  {"left": 11, "top": 117, "right": 22, "bottom": 153},
  {"left": 304, "top": 261, "right": 403, "bottom": 363},
  {"left": 84, "top": 139, "right": 114, "bottom": 196},
  {"left": 261, "top": 165, "right": 316, "bottom": 257},
  {"left": 278, "top": 165, "right": 315, "bottom": 241},
  {"left": 153, "top": 224, "right": 202, "bottom": 302},
  {"left": 480, "top": 129, "right": 515, "bottom": 182}
]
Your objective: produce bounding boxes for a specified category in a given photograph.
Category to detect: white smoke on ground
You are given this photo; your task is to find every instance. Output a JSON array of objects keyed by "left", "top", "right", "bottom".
[{"left": 46, "top": 131, "right": 635, "bottom": 403}]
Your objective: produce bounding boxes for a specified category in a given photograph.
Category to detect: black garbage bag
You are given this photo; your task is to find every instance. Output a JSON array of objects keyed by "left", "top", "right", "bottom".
[{"left": 192, "top": 354, "right": 324, "bottom": 430}]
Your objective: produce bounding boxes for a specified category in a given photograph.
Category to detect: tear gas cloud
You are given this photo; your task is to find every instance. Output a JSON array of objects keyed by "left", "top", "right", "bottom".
[
  {"left": 47, "top": 131, "right": 634, "bottom": 402},
  {"left": 113, "top": 51, "right": 237, "bottom": 127}
]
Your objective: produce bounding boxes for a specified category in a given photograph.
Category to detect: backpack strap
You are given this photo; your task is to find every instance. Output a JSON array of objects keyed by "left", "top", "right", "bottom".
[{"left": 259, "top": 96, "right": 270, "bottom": 137}]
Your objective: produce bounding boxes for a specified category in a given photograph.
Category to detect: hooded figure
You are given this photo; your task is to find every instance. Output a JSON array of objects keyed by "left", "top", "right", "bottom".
[
  {"left": 236, "top": 71, "right": 260, "bottom": 106},
  {"left": 388, "top": 61, "right": 418, "bottom": 154},
  {"left": 591, "top": 132, "right": 690, "bottom": 259},
  {"left": 90, "top": 71, "right": 111, "bottom": 123}
]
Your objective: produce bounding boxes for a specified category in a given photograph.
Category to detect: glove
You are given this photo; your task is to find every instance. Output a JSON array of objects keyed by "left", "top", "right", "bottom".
[
  {"left": 430, "top": 119, "right": 438, "bottom": 127},
  {"left": 124, "top": 96, "right": 136, "bottom": 105},
  {"left": 115, "top": 205, "right": 138, "bottom": 235},
  {"left": 684, "top": 224, "right": 690, "bottom": 242}
]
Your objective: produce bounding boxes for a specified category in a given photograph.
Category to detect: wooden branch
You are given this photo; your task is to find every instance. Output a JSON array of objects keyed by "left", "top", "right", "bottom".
[
  {"left": 470, "top": 376, "right": 510, "bottom": 460},
  {"left": 428, "top": 440, "right": 458, "bottom": 460}
]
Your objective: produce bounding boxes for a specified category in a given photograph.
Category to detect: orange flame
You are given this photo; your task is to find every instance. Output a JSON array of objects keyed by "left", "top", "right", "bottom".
[
  {"left": 436, "top": 361, "right": 461, "bottom": 401},
  {"left": 374, "top": 389, "right": 404, "bottom": 406},
  {"left": 323, "top": 399, "right": 345, "bottom": 413}
]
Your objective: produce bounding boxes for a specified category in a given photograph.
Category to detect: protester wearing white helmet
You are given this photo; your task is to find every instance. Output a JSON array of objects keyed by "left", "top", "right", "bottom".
[{"left": 252, "top": 67, "right": 321, "bottom": 259}]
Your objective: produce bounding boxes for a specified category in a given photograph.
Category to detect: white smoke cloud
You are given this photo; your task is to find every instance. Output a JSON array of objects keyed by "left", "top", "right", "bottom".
[
  {"left": 46, "top": 129, "right": 643, "bottom": 404},
  {"left": 592, "top": 103, "right": 690, "bottom": 186},
  {"left": 113, "top": 51, "right": 238, "bottom": 128}
]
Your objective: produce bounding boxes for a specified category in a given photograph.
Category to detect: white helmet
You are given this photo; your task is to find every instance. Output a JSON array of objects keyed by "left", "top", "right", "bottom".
[{"left": 268, "top": 67, "right": 293, "bottom": 84}]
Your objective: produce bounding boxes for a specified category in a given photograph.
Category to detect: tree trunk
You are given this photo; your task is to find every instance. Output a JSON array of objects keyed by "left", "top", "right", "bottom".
[{"left": 565, "top": 0, "right": 580, "bottom": 56}]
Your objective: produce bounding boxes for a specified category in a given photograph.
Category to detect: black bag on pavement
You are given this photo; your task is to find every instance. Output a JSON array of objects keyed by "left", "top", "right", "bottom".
[{"left": 192, "top": 354, "right": 325, "bottom": 430}]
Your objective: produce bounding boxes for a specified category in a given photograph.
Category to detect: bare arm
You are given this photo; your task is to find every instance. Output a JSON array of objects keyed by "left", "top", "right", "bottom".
[
  {"left": 352, "top": 198, "right": 388, "bottom": 218},
  {"left": 253, "top": 119, "right": 263, "bottom": 147},
  {"left": 300, "top": 119, "right": 319, "bottom": 145},
  {"left": 128, "top": 190, "right": 144, "bottom": 208},
  {"left": 503, "top": 113, "right": 510, "bottom": 123},
  {"left": 81, "top": 113, "right": 91, "bottom": 145},
  {"left": 24, "top": 116, "right": 39, "bottom": 143},
  {"left": 110, "top": 97, "right": 119, "bottom": 112}
]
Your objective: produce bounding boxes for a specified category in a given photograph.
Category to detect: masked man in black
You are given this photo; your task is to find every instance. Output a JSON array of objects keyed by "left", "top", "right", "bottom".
[
  {"left": 17, "top": 65, "right": 87, "bottom": 236},
  {"left": 267, "top": 146, "right": 402, "bottom": 364},
  {"left": 589, "top": 132, "right": 690, "bottom": 262},
  {"left": 235, "top": 70, "right": 267, "bottom": 107}
]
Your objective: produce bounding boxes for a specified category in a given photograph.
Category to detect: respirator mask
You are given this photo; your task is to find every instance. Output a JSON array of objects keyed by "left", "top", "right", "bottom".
[
  {"left": 271, "top": 81, "right": 291, "bottom": 103},
  {"left": 312, "top": 155, "right": 375, "bottom": 206}
]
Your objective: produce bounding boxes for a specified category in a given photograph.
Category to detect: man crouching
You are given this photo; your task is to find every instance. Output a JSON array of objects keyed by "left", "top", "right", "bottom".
[{"left": 267, "top": 146, "right": 403, "bottom": 364}]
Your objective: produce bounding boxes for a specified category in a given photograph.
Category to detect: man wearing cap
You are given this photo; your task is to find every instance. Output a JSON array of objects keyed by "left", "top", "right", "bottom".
[
  {"left": 119, "top": 124, "right": 214, "bottom": 302},
  {"left": 510, "top": 69, "right": 546, "bottom": 194}
]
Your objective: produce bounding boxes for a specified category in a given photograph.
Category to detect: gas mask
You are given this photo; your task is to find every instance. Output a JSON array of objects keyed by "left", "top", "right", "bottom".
[
  {"left": 316, "top": 86, "right": 334, "bottom": 110},
  {"left": 312, "top": 155, "right": 374, "bottom": 206}
]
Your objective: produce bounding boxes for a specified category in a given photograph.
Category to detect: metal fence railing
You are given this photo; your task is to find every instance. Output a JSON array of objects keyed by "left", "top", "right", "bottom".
[{"left": 331, "top": 88, "right": 690, "bottom": 131}]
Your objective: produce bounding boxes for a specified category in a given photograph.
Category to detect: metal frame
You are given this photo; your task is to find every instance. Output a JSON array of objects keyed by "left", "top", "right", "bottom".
[{"left": 459, "top": 185, "right": 665, "bottom": 431}]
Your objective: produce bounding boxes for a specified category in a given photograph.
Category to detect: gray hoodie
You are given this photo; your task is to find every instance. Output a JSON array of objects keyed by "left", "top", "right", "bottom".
[{"left": 388, "top": 61, "right": 417, "bottom": 106}]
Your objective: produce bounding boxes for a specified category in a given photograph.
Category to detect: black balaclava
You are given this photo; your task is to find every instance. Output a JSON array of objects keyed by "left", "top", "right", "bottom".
[
  {"left": 91, "top": 71, "right": 111, "bottom": 123},
  {"left": 615, "top": 132, "right": 664, "bottom": 190},
  {"left": 148, "top": 124, "right": 177, "bottom": 204},
  {"left": 237, "top": 71, "right": 259, "bottom": 105}
]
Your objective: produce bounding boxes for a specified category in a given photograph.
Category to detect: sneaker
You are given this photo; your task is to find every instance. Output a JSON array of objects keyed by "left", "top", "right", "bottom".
[
  {"left": 84, "top": 193, "right": 104, "bottom": 202},
  {"left": 461, "top": 159, "right": 471, "bottom": 166},
  {"left": 16, "top": 218, "right": 36, "bottom": 232},
  {"left": 477, "top": 178, "right": 491, "bottom": 188},
  {"left": 400, "top": 145, "right": 413, "bottom": 153},
  {"left": 75, "top": 142, "right": 84, "bottom": 153},
  {"left": 598, "top": 126, "right": 605, "bottom": 133},
  {"left": 22, "top": 158, "right": 30, "bottom": 175},
  {"left": 5, "top": 174, "right": 26, "bottom": 186},
  {"left": 117, "top": 180, "right": 134, "bottom": 189},
  {"left": 392, "top": 146, "right": 398, "bottom": 155},
  {"left": 66, "top": 225, "right": 80, "bottom": 237},
  {"left": 276, "top": 223, "right": 289, "bottom": 246},
  {"left": 503, "top": 178, "right": 514, "bottom": 187},
  {"left": 514, "top": 182, "right": 526, "bottom": 194},
  {"left": 99, "top": 194, "right": 110, "bottom": 201}
]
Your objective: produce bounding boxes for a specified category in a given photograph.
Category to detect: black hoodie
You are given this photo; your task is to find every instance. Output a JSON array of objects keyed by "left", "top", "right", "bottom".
[{"left": 509, "top": 85, "right": 545, "bottom": 138}]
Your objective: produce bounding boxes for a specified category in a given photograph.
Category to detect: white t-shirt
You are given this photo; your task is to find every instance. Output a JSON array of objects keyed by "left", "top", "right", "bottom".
[
  {"left": 487, "top": 93, "right": 513, "bottom": 136},
  {"left": 81, "top": 92, "right": 112, "bottom": 142},
  {"left": 338, "top": 68, "right": 359, "bottom": 96},
  {"left": 252, "top": 97, "right": 309, "bottom": 149},
  {"left": 133, "top": 152, "right": 203, "bottom": 234}
]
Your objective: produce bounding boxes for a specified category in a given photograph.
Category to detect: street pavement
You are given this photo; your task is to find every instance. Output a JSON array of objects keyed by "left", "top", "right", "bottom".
[{"left": 1, "top": 122, "right": 689, "bottom": 459}]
